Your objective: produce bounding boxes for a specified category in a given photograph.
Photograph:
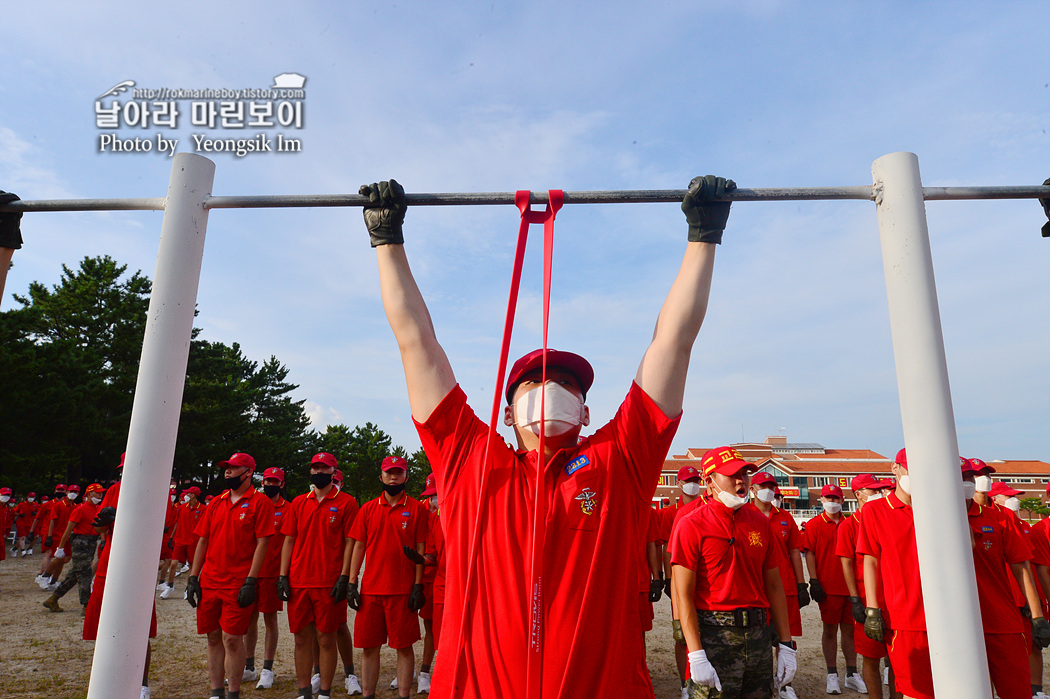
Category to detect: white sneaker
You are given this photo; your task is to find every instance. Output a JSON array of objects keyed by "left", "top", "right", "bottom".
[
  {"left": 1033, "top": 693, "right": 1049, "bottom": 699},
  {"left": 159, "top": 585, "right": 174, "bottom": 599},
  {"left": 242, "top": 667, "right": 258, "bottom": 682},
  {"left": 310, "top": 673, "right": 321, "bottom": 694},
  {"left": 256, "top": 668, "right": 274, "bottom": 689},
  {"left": 681, "top": 686, "right": 689, "bottom": 699},
  {"left": 345, "top": 674, "right": 362, "bottom": 695},
  {"left": 47, "top": 581, "right": 59, "bottom": 592},
  {"left": 38, "top": 577, "right": 51, "bottom": 590},
  {"left": 418, "top": 671, "right": 431, "bottom": 694},
  {"left": 883, "top": 666, "right": 889, "bottom": 685},
  {"left": 780, "top": 686, "right": 799, "bottom": 699},
  {"left": 827, "top": 673, "right": 842, "bottom": 695},
  {"left": 35, "top": 574, "right": 45, "bottom": 585},
  {"left": 844, "top": 673, "right": 867, "bottom": 693},
  {"left": 26, "top": 548, "right": 33, "bottom": 555},
  {"left": 156, "top": 582, "right": 168, "bottom": 591},
  {"left": 140, "top": 686, "right": 150, "bottom": 699},
  {"left": 390, "top": 677, "right": 398, "bottom": 690}
]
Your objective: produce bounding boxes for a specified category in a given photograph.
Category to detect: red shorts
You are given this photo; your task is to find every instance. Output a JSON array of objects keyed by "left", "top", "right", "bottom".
[
  {"left": 432, "top": 602, "right": 444, "bottom": 646},
  {"left": 853, "top": 619, "right": 887, "bottom": 659},
  {"left": 288, "top": 586, "right": 347, "bottom": 634},
  {"left": 197, "top": 586, "right": 255, "bottom": 635},
  {"left": 354, "top": 593, "right": 421, "bottom": 650},
  {"left": 159, "top": 538, "right": 174, "bottom": 561},
  {"left": 418, "top": 582, "right": 434, "bottom": 621},
  {"left": 171, "top": 543, "right": 193, "bottom": 564},
  {"left": 16, "top": 522, "right": 32, "bottom": 538},
  {"left": 887, "top": 629, "right": 934, "bottom": 699},
  {"left": 818, "top": 594, "right": 853, "bottom": 625},
  {"left": 1023, "top": 614, "right": 1034, "bottom": 652},
  {"left": 639, "top": 591, "right": 654, "bottom": 633},
  {"left": 257, "top": 576, "right": 283, "bottom": 615},
  {"left": 786, "top": 594, "right": 802, "bottom": 638},
  {"left": 984, "top": 632, "right": 1031, "bottom": 699},
  {"left": 84, "top": 575, "right": 157, "bottom": 640}
]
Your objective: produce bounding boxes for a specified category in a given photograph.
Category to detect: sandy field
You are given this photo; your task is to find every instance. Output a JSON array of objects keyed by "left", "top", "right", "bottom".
[{"left": 1, "top": 551, "right": 1044, "bottom": 698}]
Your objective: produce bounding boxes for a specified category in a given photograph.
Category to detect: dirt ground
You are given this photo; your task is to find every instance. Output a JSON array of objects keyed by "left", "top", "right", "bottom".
[{"left": 1, "top": 551, "right": 1046, "bottom": 698}]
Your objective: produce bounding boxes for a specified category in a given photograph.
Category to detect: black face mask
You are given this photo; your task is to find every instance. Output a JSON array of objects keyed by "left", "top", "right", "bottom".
[
  {"left": 310, "top": 472, "right": 333, "bottom": 489},
  {"left": 382, "top": 482, "right": 406, "bottom": 496},
  {"left": 225, "top": 470, "right": 247, "bottom": 491},
  {"left": 263, "top": 485, "right": 282, "bottom": 499}
]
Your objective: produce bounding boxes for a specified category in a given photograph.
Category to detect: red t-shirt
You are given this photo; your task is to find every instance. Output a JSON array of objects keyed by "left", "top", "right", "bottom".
[
  {"left": 856, "top": 492, "right": 925, "bottom": 631},
  {"left": 49, "top": 499, "right": 76, "bottom": 539},
  {"left": 1030, "top": 518, "right": 1050, "bottom": 605},
  {"left": 282, "top": 488, "right": 358, "bottom": 588},
  {"left": 804, "top": 511, "right": 850, "bottom": 595},
  {"left": 427, "top": 511, "right": 446, "bottom": 605},
  {"left": 671, "top": 496, "right": 706, "bottom": 537},
  {"left": 670, "top": 499, "right": 781, "bottom": 610},
  {"left": 173, "top": 501, "right": 205, "bottom": 547},
  {"left": 833, "top": 507, "right": 886, "bottom": 606},
  {"left": 654, "top": 502, "right": 679, "bottom": 544},
  {"left": 68, "top": 501, "right": 100, "bottom": 536},
  {"left": 967, "top": 501, "right": 1031, "bottom": 633},
  {"left": 259, "top": 495, "right": 289, "bottom": 578},
  {"left": 349, "top": 492, "right": 428, "bottom": 595},
  {"left": 35, "top": 499, "right": 56, "bottom": 540},
  {"left": 194, "top": 488, "right": 275, "bottom": 589},
  {"left": 415, "top": 381, "right": 679, "bottom": 699},
  {"left": 755, "top": 504, "right": 802, "bottom": 598}
]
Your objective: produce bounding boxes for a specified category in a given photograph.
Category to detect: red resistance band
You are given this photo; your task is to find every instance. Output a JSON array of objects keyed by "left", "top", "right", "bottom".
[{"left": 449, "top": 190, "right": 563, "bottom": 699}]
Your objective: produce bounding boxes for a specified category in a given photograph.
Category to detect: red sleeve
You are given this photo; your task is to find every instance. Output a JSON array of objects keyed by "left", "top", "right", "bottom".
[
  {"left": 669, "top": 513, "right": 702, "bottom": 570},
  {"left": 761, "top": 519, "right": 783, "bottom": 571},
  {"left": 253, "top": 495, "right": 276, "bottom": 539},
  {"left": 1001, "top": 517, "right": 1033, "bottom": 566},
  {"left": 856, "top": 509, "right": 880, "bottom": 559},
  {"left": 835, "top": 517, "right": 857, "bottom": 559},
  {"left": 1032, "top": 521, "right": 1050, "bottom": 567},
  {"left": 342, "top": 496, "right": 359, "bottom": 537},
  {"left": 414, "top": 499, "right": 429, "bottom": 545},
  {"left": 348, "top": 501, "right": 369, "bottom": 541},
  {"left": 281, "top": 497, "right": 300, "bottom": 537},
  {"left": 193, "top": 500, "right": 215, "bottom": 539}
]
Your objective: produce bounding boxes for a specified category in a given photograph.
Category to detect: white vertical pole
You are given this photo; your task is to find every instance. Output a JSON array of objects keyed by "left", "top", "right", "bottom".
[
  {"left": 87, "top": 153, "right": 215, "bottom": 699},
  {"left": 872, "top": 152, "right": 990, "bottom": 696}
]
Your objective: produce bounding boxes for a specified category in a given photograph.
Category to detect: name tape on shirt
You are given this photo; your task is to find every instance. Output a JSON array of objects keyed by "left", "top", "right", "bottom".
[
  {"left": 329, "top": 506, "right": 339, "bottom": 512},
  {"left": 981, "top": 526, "right": 994, "bottom": 533},
  {"left": 402, "top": 511, "right": 411, "bottom": 517},
  {"left": 565, "top": 455, "right": 590, "bottom": 476}
]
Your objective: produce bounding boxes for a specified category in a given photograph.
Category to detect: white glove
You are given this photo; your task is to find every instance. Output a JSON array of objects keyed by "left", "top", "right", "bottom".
[
  {"left": 776, "top": 643, "right": 797, "bottom": 686},
  {"left": 688, "top": 649, "right": 722, "bottom": 690},
  {"left": 53, "top": 548, "right": 66, "bottom": 559}
]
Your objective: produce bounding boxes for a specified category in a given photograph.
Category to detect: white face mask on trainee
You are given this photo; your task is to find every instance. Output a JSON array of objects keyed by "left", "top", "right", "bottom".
[
  {"left": 822, "top": 501, "right": 842, "bottom": 514},
  {"left": 1004, "top": 497, "right": 1021, "bottom": 513},
  {"left": 681, "top": 482, "right": 702, "bottom": 497},
  {"left": 514, "top": 382, "right": 587, "bottom": 437},
  {"left": 755, "top": 488, "right": 776, "bottom": 503},
  {"left": 961, "top": 481, "right": 977, "bottom": 500},
  {"left": 974, "top": 475, "right": 993, "bottom": 493}
]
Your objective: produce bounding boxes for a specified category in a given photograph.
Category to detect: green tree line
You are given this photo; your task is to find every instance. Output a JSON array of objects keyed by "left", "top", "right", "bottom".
[{"left": 0, "top": 256, "right": 428, "bottom": 503}]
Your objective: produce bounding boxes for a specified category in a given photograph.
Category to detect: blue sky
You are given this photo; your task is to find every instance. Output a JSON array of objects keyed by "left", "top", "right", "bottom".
[{"left": 2, "top": 2, "right": 1048, "bottom": 463}]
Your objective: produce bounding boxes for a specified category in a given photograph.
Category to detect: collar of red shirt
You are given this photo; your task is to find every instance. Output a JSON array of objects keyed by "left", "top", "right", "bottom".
[
  {"left": 886, "top": 491, "right": 909, "bottom": 510},
  {"left": 967, "top": 500, "right": 985, "bottom": 517},
  {"left": 380, "top": 491, "right": 408, "bottom": 508}
]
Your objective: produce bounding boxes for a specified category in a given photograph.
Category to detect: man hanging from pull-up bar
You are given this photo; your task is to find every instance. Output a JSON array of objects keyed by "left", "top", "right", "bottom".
[{"left": 361, "top": 174, "right": 732, "bottom": 699}]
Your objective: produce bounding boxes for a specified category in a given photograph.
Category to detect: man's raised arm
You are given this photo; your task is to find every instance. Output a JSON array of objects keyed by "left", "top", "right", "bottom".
[
  {"left": 363, "top": 180, "right": 456, "bottom": 422},
  {"left": 635, "top": 175, "right": 734, "bottom": 417}
]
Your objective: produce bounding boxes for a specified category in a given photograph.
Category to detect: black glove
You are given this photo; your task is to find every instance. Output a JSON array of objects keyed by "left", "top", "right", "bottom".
[
  {"left": 649, "top": 578, "right": 664, "bottom": 603},
  {"left": 186, "top": 575, "right": 202, "bottom": 608},
  {"left": 1040, "top": 177, "right": 1050, "bottom": 238},
  {"left": 864, "top": 607, "right": 885, "bottom": 642},
  {"left": 796, "top": 582, "right": 811, "bottom": 608},
  {"left": 402, "top": 544, "right": 426, "bottom": 564},
  {"left": 1034, "top": 617, "right": 1050, "bottom": 649},
  {"left": 408, "top": 583, "right": 426, "bottom": 611},
  {"left": 663, "top": 577, "right": 671, "bottom": 597},
  {"left": 237, "top": 576, "right": 258, "bottom": 607},
  {"left": 92, "top": 506, "right": 117, "bottom": 528},
  {"left": 0, "top": 192, "right": 23, "bottom": 250},
  {"left": 348, "top": 582, "right": 361, "bottom": 611},
  {"left": 360, "top": 179, "right": 406, "bottom": 247},
  {"left": 809, "top": 578, "right": 826, "bottom": 604},
  {"left": 44, "top": 536, "right": 53, "bottom": 548},
  {"left": 167, "top": 538, "right": 175, "bottom": 551},
  {"left": 850, "top": 596, "right": 866, "bottom": 624},
  {"left": 682, "top": 175, "right": 736, "bottom": 245},
  {"left": 330, "top": 574, "right": 350, "bottom": 602},
  {"left": 276, "top": 575, "right": 292, "bottom": 602}
]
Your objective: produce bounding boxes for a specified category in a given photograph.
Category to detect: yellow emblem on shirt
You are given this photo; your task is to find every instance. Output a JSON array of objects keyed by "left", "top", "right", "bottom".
[{"left": 748, "top": 531, "right": 763, "bottom": 547}]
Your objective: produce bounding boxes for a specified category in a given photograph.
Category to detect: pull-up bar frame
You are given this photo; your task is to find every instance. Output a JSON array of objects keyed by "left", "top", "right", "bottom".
[{"left": 12, "top": 152, "right": 1029, "bottom": 698}]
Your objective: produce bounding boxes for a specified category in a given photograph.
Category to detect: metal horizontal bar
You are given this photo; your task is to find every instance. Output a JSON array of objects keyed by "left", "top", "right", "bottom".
[{"left": 3, "top": 185, "right": 1048, "bottom": 212}]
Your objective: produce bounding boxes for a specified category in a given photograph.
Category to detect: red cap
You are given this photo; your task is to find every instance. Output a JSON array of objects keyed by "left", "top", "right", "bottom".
[
  {"left": 219, "top": 453, "right": 256, "bottom": 470},
  {"left": 420, "top": 472, "right": 438, "bottom": 498},
  {"left": 382, "top": 455, "right": 408, "bottom": 472},
  {"left": 333, "top": 469, "right": 344, "bottom": 484},
  {"left": 876, "top": 478, "right": 896, "bottom": 489},
  {"left": 968, "top": 457, "right": 995, "bottom": 474},
  {"left": 989, "top": 482, "right": 1023, "bottom": 498},
  {"left": 117, "top": 452, "right": 126, "bottom": 469},
  {"left": 28, "top": 492, "right": 37, "bottom": 498},
  {"left": 960, "top": 456, "right": 980, "bottom": 475},
  {"left": 54, "top": 483, "right": 67, "bottom": 492},
  {"left": 505, "top": 348, "right": 594, "bottom": 403},
  {"left": 181, "top": 486, "right": 201, "bottom": 497},
  {"left": 84, "top": 483, "right": 104, "bottom": 496},
  {"left": 262, "top": 467, "right": 285, "bottom": 483},
  {"left": 204, "top": 494, "right": 214, "bottom": 503},
  {"left": 661, "top": 497, "right": 670, "bottom": 506},
  {"left": 311, "top": 452, "right": 338, "bottom": 469},
  {"left": 751, "top": 472, "right": 776, "bottom": 488},
  {"left": 774, "top": 486, "right": 783, "bottom": 496},
  {"left": 895, "top": 448, "right": 908, "bottom": 467},
  {"left": 0, "top": 487, "right": 11, "bottom": 496},
  {"left": 676, "top": 465, "right": 701, "bottom": 481},
  {"left": 850, "top": 473, "right": 880, "bottom": 491},
  {"left": 820, "top": 484, "right": 843, "bottom": 498},
  {"left": 67, "top": 484, "right": 81, "bottom": 493},
  {"left": 700, "top": 447, "right": 754, "bottom": 478}
]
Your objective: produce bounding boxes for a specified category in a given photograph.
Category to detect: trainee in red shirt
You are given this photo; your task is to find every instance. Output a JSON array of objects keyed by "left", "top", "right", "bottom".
[
  {"left": 348, "top": 492, "right": 427, "bottom": 595},
  {"left": 415, "top": 381, "right": 679, "bottom": 699},
  {"left": 670, "top": 499, "right": 781, "bottom": 611},
  {"left": 757, "top": 504, "right": 802, "bottom": 598},
  {"left": 68, "top": 501, "right": 100, "bottom": 536},
  {"left": 281, "top": 488, "right": 358, "bottom": 588},
  {"left": 194, "top": 489, "right": 275, "bottom": 589},
  {"left": 968, "top": 502, "right": 1031, "bottom": 634},
  {"left": 804, "top": 511, "right": 850, "bottom": 595},
  {"left": 856, "top": 493, "right": 925, "bottom": 631},
  {"left": 259, "top": 495, "right": 289, "bottom": 578},
  {"left": 173, "top": 501, "right": 204, "bottom": 547}
]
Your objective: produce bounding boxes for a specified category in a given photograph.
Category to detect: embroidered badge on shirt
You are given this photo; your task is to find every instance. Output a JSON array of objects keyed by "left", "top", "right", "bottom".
[
  {"left": 982, "top": 540, "right": 994, "bottom": 550},
  {"left": 748, "top": 531, "right": 764, "bottom": 547},
  {"left": 575, "top": 487, "right": 598, "bottom": 515},
  {"left": 981, "top": 526, "right": 994, "bottom": 533},
  {"left": 566, "top": 455, "right": 590, "bottom": 476}
]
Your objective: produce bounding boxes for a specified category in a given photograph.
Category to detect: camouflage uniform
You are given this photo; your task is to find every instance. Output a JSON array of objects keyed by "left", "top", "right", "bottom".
[
  {"left": 53, "top": 534, "right": 99, "bottom": 606},
  {"left": 686, "top": 610, "right": 774, "bottom": 699}
]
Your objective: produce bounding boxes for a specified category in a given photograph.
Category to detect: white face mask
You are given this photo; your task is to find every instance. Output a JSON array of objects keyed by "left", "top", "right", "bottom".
[
  {"left": 823, "top": 501, "right": 842, "bottom": 515},
  {"left": 867, "top": 492, "right": 883, "bottom": 502},
  {"left": 898, "top": 474, "right": 911, "bottom": 495},
  {"left": 28, "top": 498, "right": 35, "bottom": 503},
  {"left": 170, "top": 494, "right": 176, "bottom": 503},
  {"left": 513, "top": 382, "right": 586, "bottom": 437},
  {"left": 89, "top": 496, "right": 101, "bottom": 505},
  {"left": 974, "top": 475, "right": 992, "bottom": 493},
  {"left": 182, "top": 495, "right": 191, "bottom": 503},
  {"left": 773, "top": 497, "right": 783, "bottom": 509},
  {"left": 681, "top": 481, "right": 702, "bottom": 497},
  {"left": 0, "top": 496, "right": 9, "bottom": 503},
  {"left": 961, "top": 481, "right": 977, "bottom": 500},
  {"left": 428, "top": 495, "right": 439, "bottom": 513},
  {"left": 711, "top": 480, "right": 748, "bottom": 509},
  {"left": 67, "top": 492, "right": 78, "bottom": 501},
  {"left": 1004, "top": 497, "right": 1021, "bottom": 513},
  {"left": 755, "top": 488, "right": 776, "bottom": 503}
]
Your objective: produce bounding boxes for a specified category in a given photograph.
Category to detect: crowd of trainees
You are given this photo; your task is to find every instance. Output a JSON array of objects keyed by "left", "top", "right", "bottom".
[{"left": 1, "top": 450, "right": 444, "bottom": 699}]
